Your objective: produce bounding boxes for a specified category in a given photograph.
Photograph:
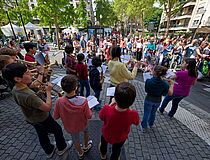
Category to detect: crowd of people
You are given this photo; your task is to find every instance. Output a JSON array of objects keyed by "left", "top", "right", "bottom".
[{"left": 0, "top": 32, "right": 207, "bottom": 159}]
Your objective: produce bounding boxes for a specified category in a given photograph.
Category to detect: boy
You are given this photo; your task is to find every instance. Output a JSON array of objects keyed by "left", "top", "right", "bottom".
[
  {"left": 2, "top": 63, "right": 72, "bottom": 158},
  {"left": 64, "top": 45, "right": 77, "bottom": 75},
  {"left": 99, "top": 82, "right": 140, "bottom": 160},
  {"left": 76, "top": 53, "right": 90, "bottom": 97},
  {"left": 89, "top": 56, "right": 102, "bottom": 102},
  {"left": 24, "top": 42, "right": 37, "bottom": 62},
  {"left": 54, "top": 75, "right": 92, "bottom": 159}
]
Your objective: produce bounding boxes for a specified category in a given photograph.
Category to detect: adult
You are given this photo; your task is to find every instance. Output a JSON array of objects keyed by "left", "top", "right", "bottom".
[
  {"left": 108, "top": 46, "right": 139, "bottom": 87},
  {"left": 159, "top": 58, "right": 197, "bottom": 118}
]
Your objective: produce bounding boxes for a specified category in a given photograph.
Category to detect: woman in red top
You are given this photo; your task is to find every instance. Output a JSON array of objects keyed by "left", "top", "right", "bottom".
[{"left": 99, "top": 82, "right": 140, "bottom": 160}]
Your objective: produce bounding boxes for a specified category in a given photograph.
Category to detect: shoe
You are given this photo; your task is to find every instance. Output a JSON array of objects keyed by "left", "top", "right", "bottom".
[
  {"left": 83, "top": 140, "right": 93, "bottom": 153},
  {"left": 46, "top": 146, "right": 56, "bottom": 159},
  {"left": 140, "top": 126, "right": 148, "bottom": 133},
  {"left": 158, "top": 109, "right": 164, "bottom": 114},
  {"left": 98, "top": 143, "right": 107, "bottom": 160},
  {"left": 149, "top": 125, "right": 154, "bottom": 129},
  {"left": 78, "top": 151, "right": 85, "bottom": 159},
  {"left": 57, "top": 140, "right": 73, "bottom": 156}
]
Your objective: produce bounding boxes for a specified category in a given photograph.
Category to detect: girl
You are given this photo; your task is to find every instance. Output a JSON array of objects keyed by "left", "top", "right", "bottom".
[
  {"left": 159, "top": 58, "right": 197, "bottom": 118},
  {"left": 141, "top": 65, "right": 174, "bottom": 131}
]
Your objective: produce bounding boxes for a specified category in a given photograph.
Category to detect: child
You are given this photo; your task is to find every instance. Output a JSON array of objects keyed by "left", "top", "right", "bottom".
[
  {"left": 99, "top": 82, "right": 140, "bottom": 160},
  {"left": 141, "top": 65, "right": 174, "bottom": 132},
  {"left": 76, "top": 53, "right": 90, "bottom": 97},
  {"left": 0, "top": 55, "right": 14, "bottom": 70},
  {"left": 64, "top": 45, "right": 77, "bottom": 75},
  {"left": 89, "top": 56, "right": 103, "bottom": 102},
  {"left": 54, "top": 75, "right": 92, "bottom": 159},
  {"left": 2, "top": 63, "right": 72, "bottom": 158}
]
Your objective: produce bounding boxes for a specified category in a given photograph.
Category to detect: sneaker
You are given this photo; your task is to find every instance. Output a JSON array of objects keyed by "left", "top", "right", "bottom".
[
  {"left": 83, "top": 140, "right": 93, "bottom": 153},
  {"left": 57, "top": 140, "right": 73, "bottom": 156},
  {"left": 46, "top": 146, "right": 56, "bottom": 159},
  {"left": 78, "top": 151, "right": 85, "bottom": 159},
  {"left": 158, "top": 109, "right": 164, "bottom": 114},
  {"left": 140, "top": 126, "right": 148, "bottom": 133},
  {"left": 98, "top": 143, "right": 107, "bottom": 160}
]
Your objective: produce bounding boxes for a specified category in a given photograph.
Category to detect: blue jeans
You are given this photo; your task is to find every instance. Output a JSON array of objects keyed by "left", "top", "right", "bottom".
[
  {"left": 159, "top": 94, "right": 185, "bottom": 117},
  {"left": 141, "top": 100, "right": 160, "bottom": 129},
  {"left": 79, "top": 80, "right": 90, "bottom": 97}
]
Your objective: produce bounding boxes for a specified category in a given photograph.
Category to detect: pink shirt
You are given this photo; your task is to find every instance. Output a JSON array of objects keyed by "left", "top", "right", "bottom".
[
  {"left": 54, "top": 96, "right": 92, "bottom": 133},
  {"left": 173, "top": 70, "right": 197, "bottom": 96}
]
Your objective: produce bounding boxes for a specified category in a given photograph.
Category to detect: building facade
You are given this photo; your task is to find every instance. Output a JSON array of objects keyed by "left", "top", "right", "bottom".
[{"left": 159, "top": 0, "right": 210, "bottom": 34}]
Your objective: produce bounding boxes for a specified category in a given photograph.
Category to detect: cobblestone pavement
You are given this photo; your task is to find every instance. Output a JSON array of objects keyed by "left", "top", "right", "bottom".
[{"left": 1, "top": 67, "right": 210, "bottom": 159}]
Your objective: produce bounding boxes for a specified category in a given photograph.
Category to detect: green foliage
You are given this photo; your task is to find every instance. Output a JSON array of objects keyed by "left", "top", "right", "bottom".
[
  {"left": 75, "top": 0, "right": 88, "bottom": 28},
  {"left": 144, "top": 8, "right": 163, "bottom": 26},
  {"left": 95, "top": 0, "right": 118, "bottom": 26},
  {"left": 33, "top": 0, "right": 75, "bottom": 27},
  {"left": 0, "top": 0, "right": 33, "bottom": 26}
]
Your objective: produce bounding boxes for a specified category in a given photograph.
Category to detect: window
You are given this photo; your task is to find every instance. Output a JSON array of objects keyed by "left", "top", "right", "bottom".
[
  {"left": 192, "top": 20, "right": 199, "bottom": 26},
  {"left": 197, "top": 7, "right": 204, "bottom": 14},
  {"left": 31, "top": 4, "right": 35, "bottom": 9}
]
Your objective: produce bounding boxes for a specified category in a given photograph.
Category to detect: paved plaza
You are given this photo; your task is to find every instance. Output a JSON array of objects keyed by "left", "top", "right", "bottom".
[{"left": 1, "top": 66, "right": 210, "bottom": 160}]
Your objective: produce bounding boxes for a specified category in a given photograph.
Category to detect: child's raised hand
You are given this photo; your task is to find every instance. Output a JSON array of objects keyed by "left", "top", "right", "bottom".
[{"left": 110, "top": 98, "right": 116, "bottom": 106}]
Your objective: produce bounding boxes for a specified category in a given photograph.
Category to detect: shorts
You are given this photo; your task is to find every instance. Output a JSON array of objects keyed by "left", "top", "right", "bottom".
[{"left": 70, "top": 126, "right": 89, "bottom": 142}]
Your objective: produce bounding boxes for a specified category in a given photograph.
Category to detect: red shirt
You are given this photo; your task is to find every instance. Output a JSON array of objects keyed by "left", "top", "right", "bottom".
[
  {"left": 25, "top": 53, "right": 35, "bottom": 62},
  {"left": 65, "top": 55, "right": 77, "bottom": 75},
  {"left": 76, "top": 63, "right": 88, "bottom": 80},
  {"left": 99, "top": 104, "right": 140, "bottom": 144}
]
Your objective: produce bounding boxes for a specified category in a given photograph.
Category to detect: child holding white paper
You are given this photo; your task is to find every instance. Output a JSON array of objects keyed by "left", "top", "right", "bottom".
[{"left": 54, "top": 75, "right": 92, "bottom": 159}]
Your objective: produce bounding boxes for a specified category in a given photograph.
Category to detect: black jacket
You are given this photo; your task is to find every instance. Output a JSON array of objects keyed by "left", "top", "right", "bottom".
[{"left": 89, "top": 66, "right": 102, "bottom": 91}]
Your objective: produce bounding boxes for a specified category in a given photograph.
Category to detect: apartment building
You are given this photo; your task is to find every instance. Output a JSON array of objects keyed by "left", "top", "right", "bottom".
[{"left": 159, "top": 0, "right": 210, "bottom": 34}]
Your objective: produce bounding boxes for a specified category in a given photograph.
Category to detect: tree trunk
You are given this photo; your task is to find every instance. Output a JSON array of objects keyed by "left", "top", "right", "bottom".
[
  {"left": 165, "top": 12, "right": 171, "bottom": 37},
  {"left": 165, "top": 0, "right": 172, "bottom": 37},
  {"left": 55, "top": 25, "right": 60, "bottom": 50},
  {"left": 141, "top": 12, "right": 145, "bottom": 37}
]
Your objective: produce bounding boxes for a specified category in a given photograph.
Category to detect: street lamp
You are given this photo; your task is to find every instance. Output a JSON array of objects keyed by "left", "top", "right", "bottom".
[
  {"left": 15, "top": 0, "right": 28, "bottom": 41},
  {"left": 3, "top": 6, "right": 16, "bottom": 39}
]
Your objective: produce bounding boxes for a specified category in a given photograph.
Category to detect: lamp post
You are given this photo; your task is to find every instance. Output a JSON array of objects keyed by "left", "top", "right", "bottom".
[
  {"left": 15, "top": 0, "right": 28, "bottom": 41},
  {"left": 192, "top": 9, "right": 206, "bottom": 40},
  {"left": 3, "top": 6, "right": 16, "bottom": 39}
]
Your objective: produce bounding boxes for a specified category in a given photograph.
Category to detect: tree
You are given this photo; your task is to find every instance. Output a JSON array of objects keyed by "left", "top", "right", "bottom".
[
  {"left": 33, "top": 0, "right": 75, "bottom": 49},
  {"left": 95, "top": 0, "right": 118, "bottom": 26},
  {"left": 159, "top": 0, "right": 189, "bottom": 36},
  {"left": 113, "top": 0, "right": 155, "bottom": 35},
  {"left": 0, "top": 0, "right": 33, "bottom": 26},
  {"left": 75, "top": 0, "right": 88, "bottom": 28}
]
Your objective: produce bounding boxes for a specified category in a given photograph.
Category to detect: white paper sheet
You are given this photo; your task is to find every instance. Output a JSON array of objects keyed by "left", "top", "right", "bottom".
[
  {"left": 101, "top": 65, "right": 107, "bottom": 74},
  {"left": 87, "top": 96, "right": 99, "bottom": 109},
  {"left": 106, "top": 87, "right": 116, "bottom": 96},
  {"left": 121, "top": 55, "right": 131, "bottom": 63},
  {"left": 143, "top": 72, "right": 153, "bottom": 82},
  {"left": 165, "top": 70, "right": 176, "bottom": 79},
  {"left": 51, "top": 76, "right": 65, "bottom": 87}
]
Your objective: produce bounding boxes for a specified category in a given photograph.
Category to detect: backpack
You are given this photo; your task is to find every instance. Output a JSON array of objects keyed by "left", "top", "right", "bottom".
[{"left": 202, "top": 60, "right": 209, "bottom": 76}]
